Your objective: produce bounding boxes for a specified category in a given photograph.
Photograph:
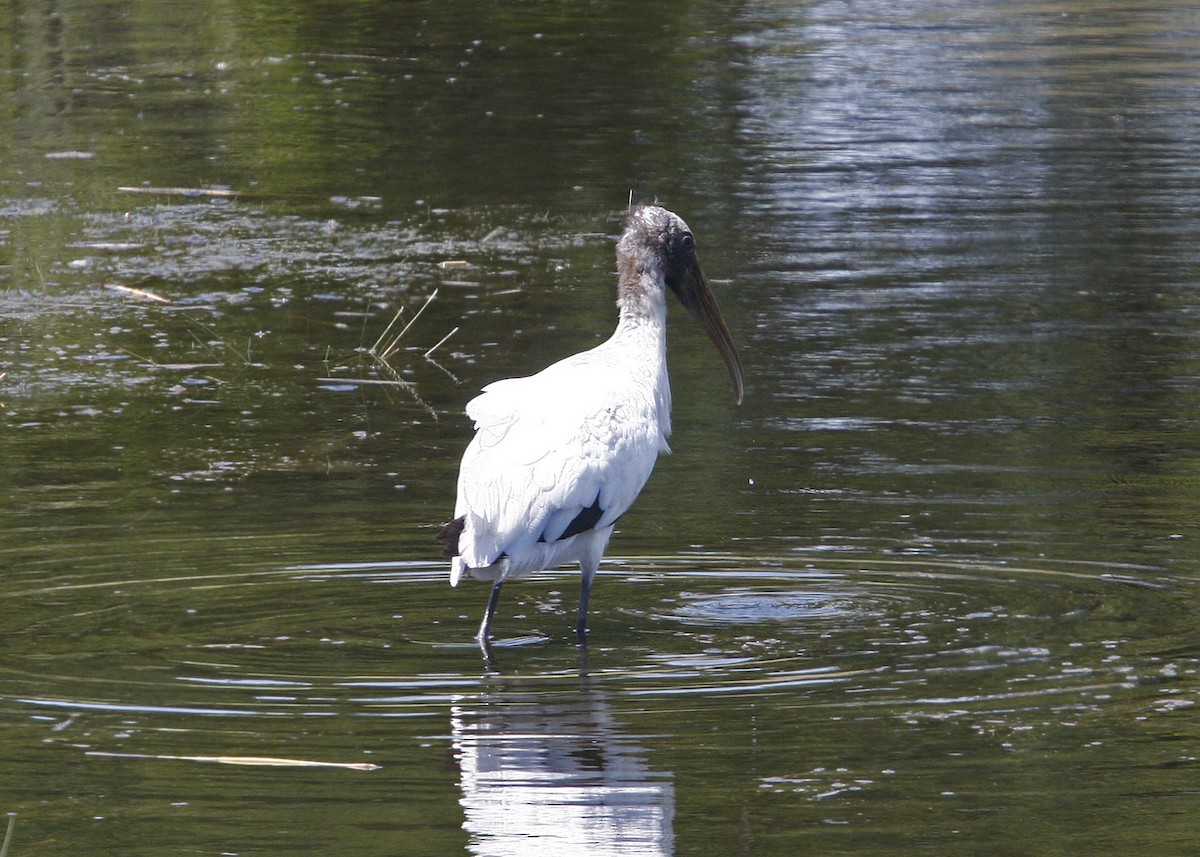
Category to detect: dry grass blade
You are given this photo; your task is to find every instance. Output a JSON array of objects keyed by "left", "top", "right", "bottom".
[
  {"left": 369, "top": 305, "right": 407, "bottom": 356},
  {"left": 1, "top": 812, "right": 15, "bottom": 857},
  {"left": 377, "top": 289, "right": 439, "bottom": 361},
  {"left": 424, "top": 325, "right": 459, "bottom": 359}
]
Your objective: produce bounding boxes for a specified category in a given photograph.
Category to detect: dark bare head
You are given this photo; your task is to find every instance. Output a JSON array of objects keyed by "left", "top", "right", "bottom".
[{"left": 616, "top": 205, "right": 745, "bottom": 403}]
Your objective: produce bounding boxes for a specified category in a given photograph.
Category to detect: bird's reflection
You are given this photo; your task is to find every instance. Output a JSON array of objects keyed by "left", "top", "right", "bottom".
[{"left": 451, "top": 670, "right": 675, "bottom": 856}]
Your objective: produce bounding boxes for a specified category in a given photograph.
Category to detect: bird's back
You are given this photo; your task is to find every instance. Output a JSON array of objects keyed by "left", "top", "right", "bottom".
[{"left": 452, "top": 336, "right": 669, "bottom": 579}]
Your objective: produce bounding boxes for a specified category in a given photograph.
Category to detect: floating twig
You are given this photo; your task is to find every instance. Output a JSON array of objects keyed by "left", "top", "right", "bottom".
[
  {"left": 316, "top": 377, "right": 415, "bottom": 388},
  {"left": 80, "top": 242, "right": 146, "bottom": 252},
  {"left": 117, "top": 185, "right": 238, "bottom": 198},
  {"left": 98, "top": 282, "right": 173, "bottom": 304}
]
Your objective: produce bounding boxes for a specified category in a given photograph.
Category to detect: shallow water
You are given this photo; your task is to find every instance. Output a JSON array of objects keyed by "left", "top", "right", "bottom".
[{"left": 4, "top": 1, "right": 1200, "bottom": 854}]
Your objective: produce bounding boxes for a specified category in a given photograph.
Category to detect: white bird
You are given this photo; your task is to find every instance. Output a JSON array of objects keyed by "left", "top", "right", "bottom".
[{"left": 437, "top": 205, "right": 744, "bottom": 648}]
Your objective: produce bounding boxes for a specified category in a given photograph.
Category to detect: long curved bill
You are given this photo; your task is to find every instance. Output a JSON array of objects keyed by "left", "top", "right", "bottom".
[{"left": 674, "top": 259, "right": 745, "bottom": 404}]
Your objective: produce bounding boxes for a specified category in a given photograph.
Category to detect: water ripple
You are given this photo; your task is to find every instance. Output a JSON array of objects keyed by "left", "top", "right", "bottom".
[{"left": 2, "top": 554, "right": 1191, "bottom": 731}]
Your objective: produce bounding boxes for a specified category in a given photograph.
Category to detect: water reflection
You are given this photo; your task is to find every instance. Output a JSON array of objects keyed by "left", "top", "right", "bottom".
[{"left": 451, "top": 672, "right": 674, "bottom": 857}]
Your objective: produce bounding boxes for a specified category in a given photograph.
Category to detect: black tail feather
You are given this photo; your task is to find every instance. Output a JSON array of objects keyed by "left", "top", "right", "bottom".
[{"left": 436, "top": 516, "right": 465, "bottom": 558}]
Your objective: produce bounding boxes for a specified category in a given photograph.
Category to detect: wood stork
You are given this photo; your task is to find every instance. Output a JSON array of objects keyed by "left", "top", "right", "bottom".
[{"left": 437, "top": 205, "right": 744, "bottom": 647}]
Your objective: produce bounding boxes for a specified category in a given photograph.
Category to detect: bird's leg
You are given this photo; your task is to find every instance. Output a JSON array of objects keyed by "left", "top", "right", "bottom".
[
  {"left": 477, "top": 579, "right": 503, "bottom": 645},
  {"left": 576, "top": 565, "right": 597, "bottom": 645},
  {"left": 478, "top": 634, "right": 496, "bottom": 665}
]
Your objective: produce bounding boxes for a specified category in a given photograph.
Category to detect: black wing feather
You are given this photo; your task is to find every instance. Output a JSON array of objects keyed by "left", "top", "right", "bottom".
[{"left": 539, "top": 496, "right": 605, "bottom": 543}]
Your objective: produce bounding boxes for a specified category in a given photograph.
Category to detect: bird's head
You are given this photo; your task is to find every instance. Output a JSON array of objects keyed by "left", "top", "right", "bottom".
[{"left": 618, "top": 205, "right": 745, "bottom": 404}]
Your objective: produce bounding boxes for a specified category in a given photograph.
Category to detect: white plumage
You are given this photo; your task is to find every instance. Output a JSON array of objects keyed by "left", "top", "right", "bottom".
[{"left": 438, "top": 205, "right": 743, "bottom": 648}]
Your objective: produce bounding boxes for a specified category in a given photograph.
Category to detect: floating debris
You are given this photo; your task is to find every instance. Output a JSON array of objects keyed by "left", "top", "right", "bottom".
[
  {"left": 117, "top": 185, "right": 238, "bottom": 198},
  {"left": 78, "top": 242, "right": 147, "bottom": 252},
  {"left": 96, "top": 283, "right": 173, "bottom": 304},
  {"left": 87, "top": 750, "right": 380, "bottom": 771},
  {"left": 330, "top": 195, "right": 383, "bottom": 210},
  {"left": 316, "top": 377, "right": 415, "bottom": 388}
]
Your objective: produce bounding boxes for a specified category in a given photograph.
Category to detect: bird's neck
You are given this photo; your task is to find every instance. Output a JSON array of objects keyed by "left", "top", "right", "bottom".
[
  {"left": 610, "top": 268, "right": 673, "bottom": 439},
  {"left": 615, "top": 265, "right": 669, "bottom": 335}
]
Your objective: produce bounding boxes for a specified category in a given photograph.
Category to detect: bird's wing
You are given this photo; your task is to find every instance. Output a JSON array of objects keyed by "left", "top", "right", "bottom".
[{"left": 454, "top": 357, "right": 662, "bottom": 570}]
